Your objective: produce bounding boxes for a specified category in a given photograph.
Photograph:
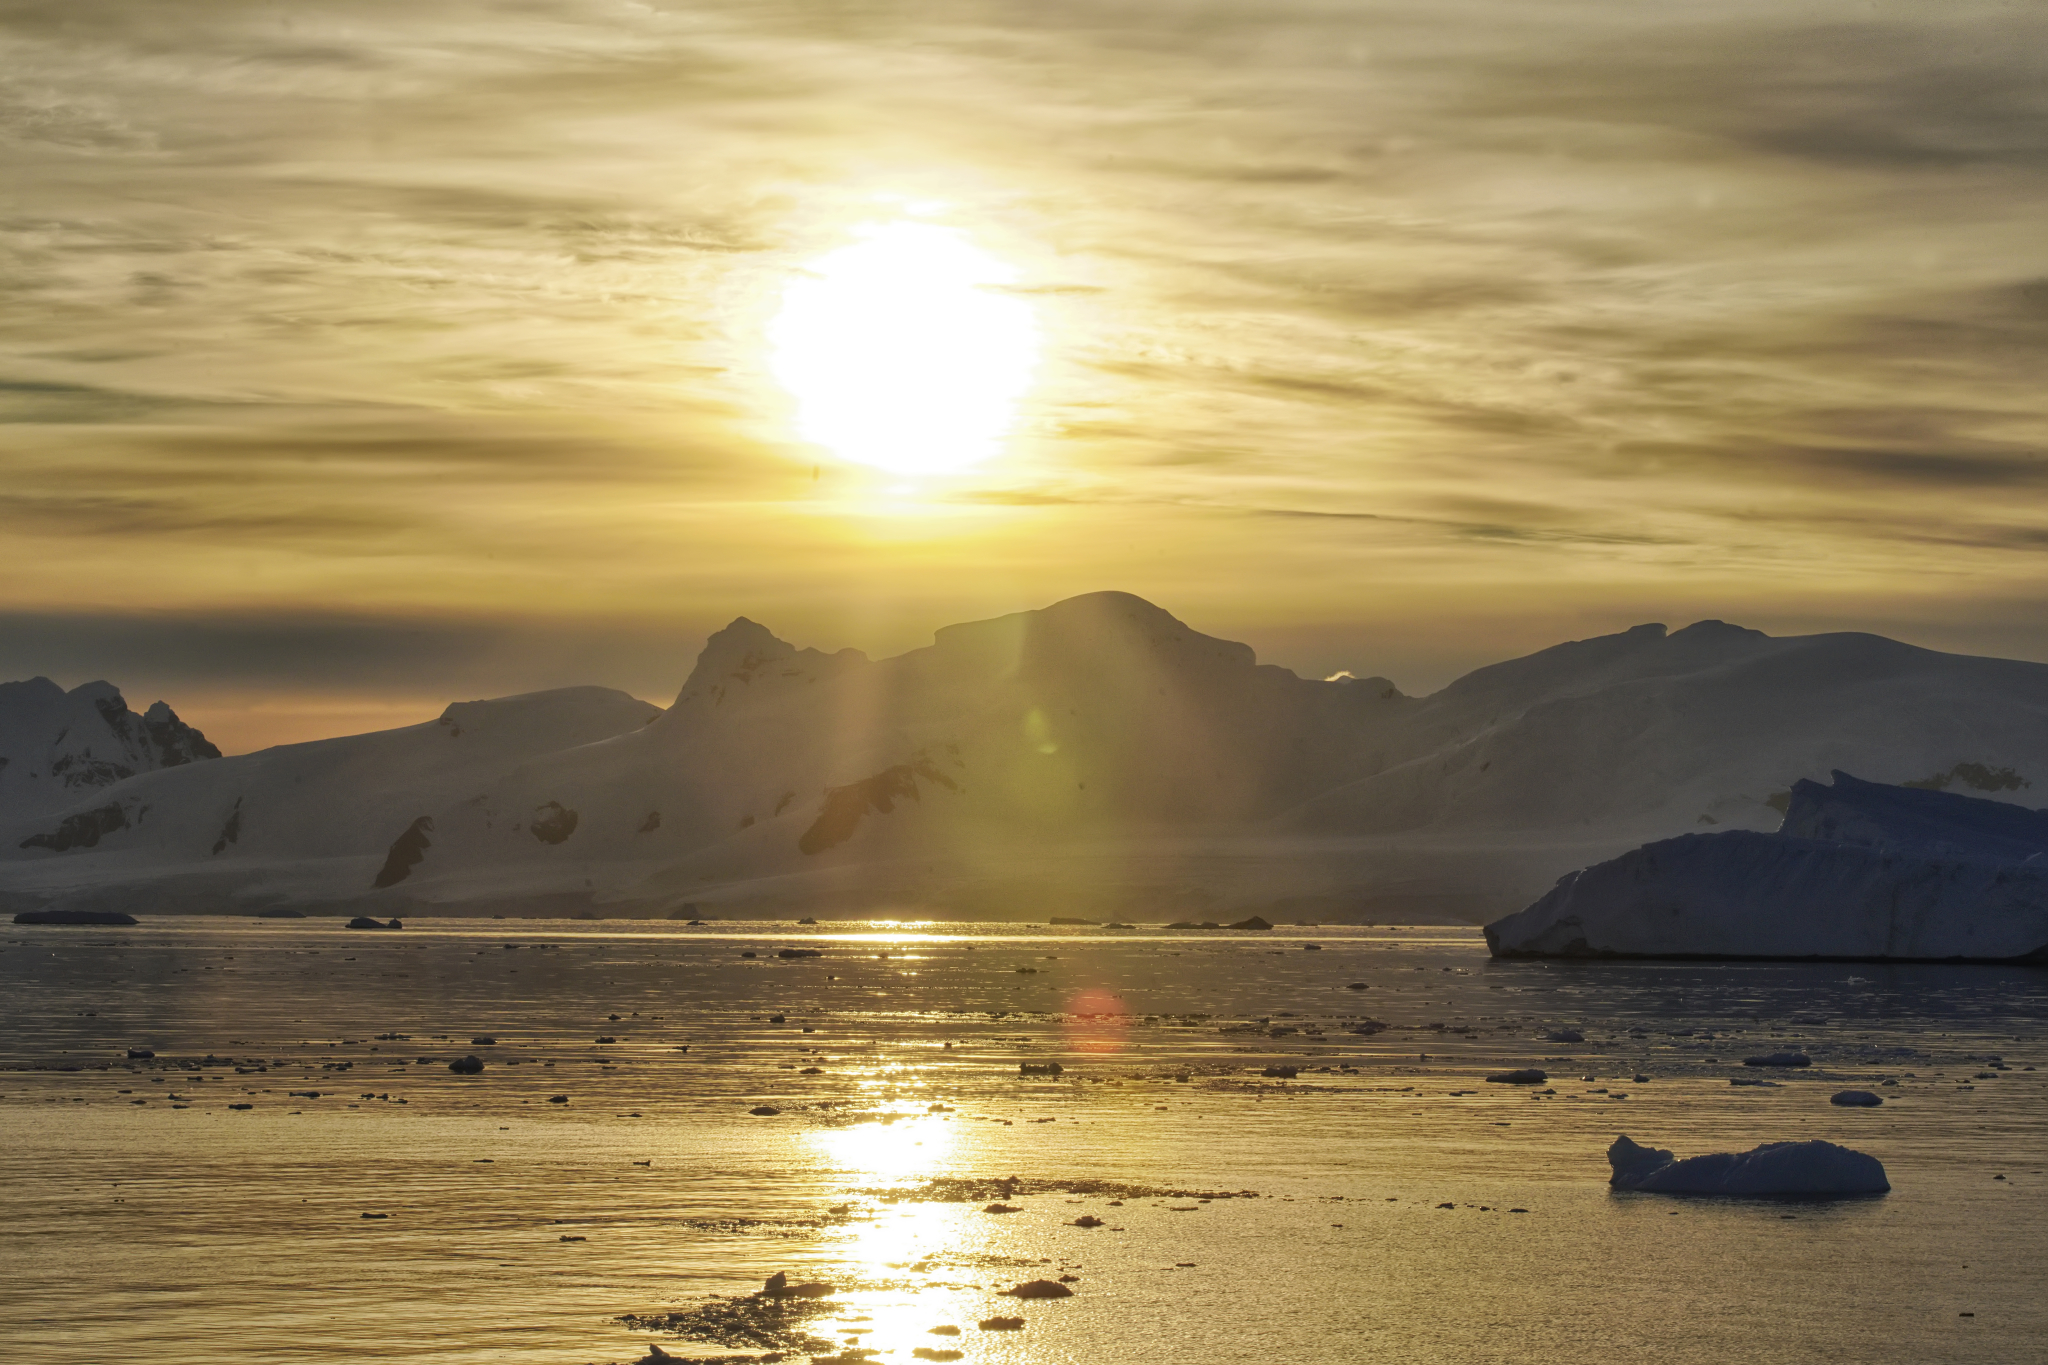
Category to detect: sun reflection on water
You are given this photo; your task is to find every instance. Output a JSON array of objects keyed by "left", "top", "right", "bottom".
[
  {"left": 804, "top": 1118, "right": 1001, "bottom": 1360},
  {"left": 810, "top": 1112, "right": 957, "bottom": 1182}
]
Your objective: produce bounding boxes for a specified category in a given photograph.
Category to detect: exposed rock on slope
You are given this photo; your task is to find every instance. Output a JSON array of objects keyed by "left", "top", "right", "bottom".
[
  {"left": 1488, "top": 772, "right": 2048, "bottom": 961},
  {"left": 373, "top": 816, "right": 435, "bottom": 888}
]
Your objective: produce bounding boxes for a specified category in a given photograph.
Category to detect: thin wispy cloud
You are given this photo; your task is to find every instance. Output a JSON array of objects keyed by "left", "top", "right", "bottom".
[{"left": 2, "top": 0, "right": 2044, "bottom": 746}]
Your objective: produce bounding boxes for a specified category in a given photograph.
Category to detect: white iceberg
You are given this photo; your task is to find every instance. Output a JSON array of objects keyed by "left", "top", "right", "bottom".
[
  {"left": 1608, "top": 1135, "right": 1889, "bottom": 1197},
  {"left": 1488, "top": 773, "right": 2048, "bottom": 962}
]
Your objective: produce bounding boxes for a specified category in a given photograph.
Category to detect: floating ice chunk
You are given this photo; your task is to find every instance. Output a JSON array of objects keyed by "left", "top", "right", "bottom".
[
  {"left": 1607, "top": 1135, "right": 1889, "bottom": 1196},
  {"left": 1488, "top": 773, "right": 2048, "bottom": 962}
]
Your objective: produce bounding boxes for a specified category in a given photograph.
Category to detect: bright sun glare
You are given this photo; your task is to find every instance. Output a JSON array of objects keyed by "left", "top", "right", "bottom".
[{"left": 769, "top": 221, "right": 1039, "bottom": 477}]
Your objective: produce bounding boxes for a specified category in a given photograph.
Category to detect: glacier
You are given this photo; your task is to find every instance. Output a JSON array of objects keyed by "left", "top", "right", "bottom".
[{"left": 1488, "top": 772, "right": 2048, "bottom": 961}]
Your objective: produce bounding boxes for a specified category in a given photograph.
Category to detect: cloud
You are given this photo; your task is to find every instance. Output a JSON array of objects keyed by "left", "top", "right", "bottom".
[
  {"left": 0, "top": 378, "right": 188, "bottom": 423},
  {"left": 0, "top": 605, "right": 700, "bottom": 697},
  {"left": 1, "top": 0, "right": 2045, "bottom": 728}
]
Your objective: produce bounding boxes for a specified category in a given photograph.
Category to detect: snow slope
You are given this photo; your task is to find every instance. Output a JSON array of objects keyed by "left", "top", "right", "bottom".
[
  {"left": 0, "top": 687, "right": 658, "bottom": 914},
  {"left": 0, "top": 678, "right": 219, "bottom": 826},
  {"left": 6, "top": 593, "right": 2048, "bottom": 920},
  {"left": 1280, "top": 620, "right": 2048, "bottom": 839}
]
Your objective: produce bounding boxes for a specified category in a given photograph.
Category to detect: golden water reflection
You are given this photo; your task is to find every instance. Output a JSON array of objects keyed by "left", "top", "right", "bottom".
[
  {"left": 803, "top": 1131, "right": 1004, "bottom": 1361},
  {"left": 809, "top": 1111, "right": 957, "bottom": 1181}
]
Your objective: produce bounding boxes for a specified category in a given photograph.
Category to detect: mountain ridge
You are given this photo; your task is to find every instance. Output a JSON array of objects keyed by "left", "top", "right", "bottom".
[{"left": 4, "top": 591, "right": 2044, "bottom": 921}]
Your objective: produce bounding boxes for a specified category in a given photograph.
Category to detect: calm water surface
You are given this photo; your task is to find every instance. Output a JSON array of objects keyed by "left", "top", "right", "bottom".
[{"left": 3, "top": 919, "right": 2045, "bottom": 1364}]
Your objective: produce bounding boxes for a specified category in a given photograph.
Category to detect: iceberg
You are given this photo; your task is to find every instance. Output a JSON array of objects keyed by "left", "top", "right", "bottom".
[
  {"left": 1487, "top": 772, "right": 2048, "bottom": 961},
  {"left": 1607, "top": 1135, "right": 1889, "bottom": 1197}
]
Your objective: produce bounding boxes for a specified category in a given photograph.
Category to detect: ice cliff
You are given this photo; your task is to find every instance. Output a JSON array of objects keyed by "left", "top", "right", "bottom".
[{"left": 1487, "top": 772, "right": 2048, "bottom": 961}]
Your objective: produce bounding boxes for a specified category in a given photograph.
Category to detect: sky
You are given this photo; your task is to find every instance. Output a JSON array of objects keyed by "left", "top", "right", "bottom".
[{"left": 3, "top": 0, "right": 2046, "bottom": 752}]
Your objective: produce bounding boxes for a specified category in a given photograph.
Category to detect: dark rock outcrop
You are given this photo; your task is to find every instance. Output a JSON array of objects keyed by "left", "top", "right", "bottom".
[
  {"left": 14, "top": 907, "right": 137, "bottom": 925},
  {"left": 799, "top": 760, "right": 958, "bottom": 856},
  {"left": 136, "top": 699, "right": 221, "bottom": 768},
  {"left": 20, "top": 802, "right": 128, "bottom": 852},
  {"left": 529, "top": 801, "right": 579, "bottom": 845},
  {"left": 372, "top": 816, "right": 434, "bottom": 888},
  {"left": 1608, "top": 1134, "right": 1889, "bottom": 1196}
]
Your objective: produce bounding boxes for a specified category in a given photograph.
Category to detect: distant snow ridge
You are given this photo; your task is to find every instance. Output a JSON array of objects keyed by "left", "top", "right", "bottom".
[
  {"left": 0, "top": 685, "right": 659, "bottom": 915},
  {"left": 7, "top": 592, "right": 2048, "bottom": 920},
  {"left": 1488, "top": 772, "right": 2048, "bottom": 962},
  {"left": 0, "top": 677, "right": 219, "bottom": 826}
]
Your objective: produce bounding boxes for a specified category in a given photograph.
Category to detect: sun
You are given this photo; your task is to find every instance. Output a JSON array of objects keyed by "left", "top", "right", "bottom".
[{"left": 769, "top": 220, "right": 1039, "bottom": 477}]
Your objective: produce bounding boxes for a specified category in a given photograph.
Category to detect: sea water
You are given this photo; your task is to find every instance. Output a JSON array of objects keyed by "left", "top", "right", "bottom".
[{"left": 3, "top": 920, "right": 2044, "bottom": 1364}]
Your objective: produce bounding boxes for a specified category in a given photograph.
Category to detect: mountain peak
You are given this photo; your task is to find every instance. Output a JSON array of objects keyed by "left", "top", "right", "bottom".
[
  {"left": 671, "top": 617, "right": 866, "bottom": 709},
  {"left": 0, "top": 675, "right": 220, "bottom": 821},
  {"left": 931, "top": 590, "right": 1255, "bottom": 677}
]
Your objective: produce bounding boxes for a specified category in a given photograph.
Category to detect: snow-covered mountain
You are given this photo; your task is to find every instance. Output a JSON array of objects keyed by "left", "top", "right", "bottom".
[
  {"left": 5, "top": 591, "right": 2047, "bottom": 921},
  {"left": 0, "top": 678, "right": 220, "bottom": 827},
  {"left": 1280, "top": 619, "right": 2048, "bottom": 838},
  {"left": 0, "top": 685, "right": 659, "bottom": 914}
]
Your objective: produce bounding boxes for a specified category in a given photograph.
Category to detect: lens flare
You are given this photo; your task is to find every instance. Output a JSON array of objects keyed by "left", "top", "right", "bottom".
[
  {"left": 1063, "top": 987, "right": 1130, "bottom": 1054},
  {"left": 769, "top": 221, "right": 1039, "bottom": 476}
]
